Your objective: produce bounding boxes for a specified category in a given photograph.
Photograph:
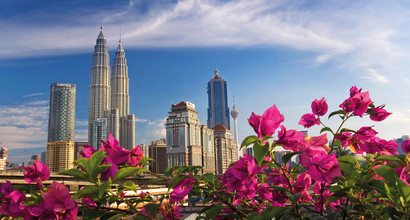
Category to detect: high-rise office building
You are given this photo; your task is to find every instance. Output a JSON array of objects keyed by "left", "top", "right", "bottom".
[
  {"left": 88, "top": 28, "right": 136, "bottom": 150},
  {"left": 207, "top": 67, "right": 230, "bottom": 129},
  {"left": 46, "top": 83, "right": 76, "bottom": 172},
  {"left": 89, "top": 26, "right": 111, "bottom": 148},
  {"left": 93, "top": 118, "right": 107, "bottom": 149},
  {"left": 165, "top": 101, "right": 203, "bottom": 167}
]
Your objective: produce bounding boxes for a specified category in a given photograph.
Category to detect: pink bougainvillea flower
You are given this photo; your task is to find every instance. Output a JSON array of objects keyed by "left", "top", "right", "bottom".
[
  {"left": 353, "top": 137, "right": 398, "bottom": 155},
  {"left": 26, "top": 201, "right": 58, "bottom": 220},
  {"left": 351, "top": 91, "right": 373, "bottom": 117},
  {"left": 340, "top": 86, "right": 373, "bottom": 117},
  {"left": 0, "top": 181, "right": 13, "bottom": 198},
  {"left": 300, "top": 145, "right": 341, "bottom": 183},
  {"left": 159, "top": 202, "right": 183, "bottom": 220},
  {"left": 401, "top": 140, "right": 410, "bottom": 154},
  {"left": 257, "top": 183, "right": 274, "bottom": 202},
  {"left": 293, "top": 172, "right": 312, "bottom": 202},
  {"left": 276, "top": 125, "right": 305, "bottom": 152},
  {"left": 356, "top": 126, "right": 378, "bottom": 140},
  {"left": 81, "top": 196, "right": 97, "bottom": 208},
  {"left": 21, "top": 160, "right": 50, "bottom": 187},
  {"left": 79, "top": 145, "right": 97, "bottom": 158},
  {"left": 335, "top": 132, "right": 352, "bottom": 147},
  {"left": 311, "top": 97, "right": 328, "bottom": 116},
  {"left": 100, "top": 156, "right": 118, "bottom": 181},
  {"left": 41, "top": 181, "right": 78, "bottom": 220},
  {"left": 339, "top": 97, "right": 356, "bottom": 113},
  {"left": 99, "top": 133, "right": 120, "bottom": 154},
  {"left": 221, "top": 154, "right": 264, "bottom": 199},
  {"left": 129, "top": 145, "right": 144, "bottom": 167},
  {"left": 298, "top": 113, "right": 320, "bottom": 128},
  {"left": 170, "top": 176, "right": 195, "bottom": 203},
  {"left": 369, "top": 105, "right": 392, "bottom": 122},
  {"left": 248, "top": 105, "right": 284, "bottom": 139},
  {"left": 110, "top": 147, "right": 130, "bottom": 165},
  {"left": 350, "top": 86, "right": 361, "bottom": 97},
  {"left": 0, "top": 190, "right": 26, "bottom": 218}
]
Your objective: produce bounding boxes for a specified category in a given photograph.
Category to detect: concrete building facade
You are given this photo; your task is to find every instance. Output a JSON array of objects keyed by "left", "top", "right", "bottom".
[
  {"left": 165, "top": 101, "right": 203, "bottom": 168},
  {"left": 149, "top": 139, "right": 167, "bottom": 174},
  {"left": 213, "top": 125, "right": 237, "bottom": 174}
]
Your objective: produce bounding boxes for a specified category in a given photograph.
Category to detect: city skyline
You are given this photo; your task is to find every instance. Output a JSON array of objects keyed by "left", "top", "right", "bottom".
[{"left": 2, "top": 0, "right": 410, "bottom": 164}]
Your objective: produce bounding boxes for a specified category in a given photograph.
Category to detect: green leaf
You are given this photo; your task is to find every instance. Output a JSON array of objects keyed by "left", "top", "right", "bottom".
[
  {"left": 164, "top": 167, "right": 173, "bottom": 177},
  {"left": 80, "top": 207, "right": 106, "bottom": 220},
  {"left": 340, "top": 163, "right": 359, "bottom": 176},
  {"left": 87, "top": 150, "right": 105, "bottom": 182},
  {"left": 332, "top": 139, "right": 342, "bottom": 148},
  {"left": 375, "top": 155, "right": 404, "bottom": 163},
  {"left": 339, "top": 128, "right": 357, "bottom": 134},
  {"left": 142, "top": 203, "right": 160, "bottom": 218},
  {"left": 203, "top": 173, "right": 215, "bottom": 185},
  {"left": 368, "top": 179, "right": 388, "bottom": 196},
  {"left": 338, "top": 155, "right": 359, "bottom": 167},
  {"left": 320, "top": 127, "right": 333, "bottom": 134},
  {"left": 261, "top": 135, "right": 273, "bottom": 144},
  {"left": 282, "top": 152, "right": 302, "bottom": 165},
  {"left": 100, "top": 212, "right": 123, "bottom": 220},
  {"left": 241, "top": 135, "right": 259, "bottom": 149},
  {"left": 253, "top": 141, "right": 269, "bottom": 166},
  {"left": 113, "top": 167, "right": 147, "bottom": 183},
  {"left": 168, "top": 175, "right": 188, "bottom": 190},
  {"left": 375, "top": 166, "right": 398, "bottom": 183},
  {"left": 72, "top": 185, "right": 99, "bottom": 199},
  {"left": 99, "top": 178, "right": 111, "bottom": 199},
  {"left": 58, "top": 168, "right": 87, "bottom": 179},
  {"left": 202, "top": 203, "right": 225, "bottom": 220},
  {"left": 94, "top": 164, "right": 113, "bottom": 177},
  {"left": 123, "top": 180, "right": 137, "bottom": 192},
  {"left": 396, "top": 178, "right": 410, "bottom": 204},
  {"left": 328, "top": 110, "right": 346, "bottom": 119},
  {"left": 366, "top": 108, "right": 375, "bottom": 117}
]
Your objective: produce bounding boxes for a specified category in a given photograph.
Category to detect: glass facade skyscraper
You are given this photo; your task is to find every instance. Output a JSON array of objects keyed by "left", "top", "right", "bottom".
[
  {"left": 47, "top": 83, "right": 76, "bottom": 172},
  {"left": 47, "top": 83, "right": 76, "bottom": 142},
  {"left": 207, "top": 68, "right": 230, "bottom": 130}
]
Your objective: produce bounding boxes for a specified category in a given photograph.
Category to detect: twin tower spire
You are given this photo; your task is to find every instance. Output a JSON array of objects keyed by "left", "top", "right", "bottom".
[{"left": 88, "top": 27, "right": 135, "bottom": 149}]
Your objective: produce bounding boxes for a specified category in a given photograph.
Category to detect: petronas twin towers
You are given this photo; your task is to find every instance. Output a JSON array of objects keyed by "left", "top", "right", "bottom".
[{"left": 88, "top": 26, "right": 135, "bottom": 149}]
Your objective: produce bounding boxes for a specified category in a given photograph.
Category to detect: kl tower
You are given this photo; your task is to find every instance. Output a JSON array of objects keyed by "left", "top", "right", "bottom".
[{"left": 230, "top": 94, "right": 240, "bottom": 160}]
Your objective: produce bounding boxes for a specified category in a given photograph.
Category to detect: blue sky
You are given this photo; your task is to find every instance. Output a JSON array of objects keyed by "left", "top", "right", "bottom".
[{"left": 1, "top": 0, "right": 410, "bottom": 164}]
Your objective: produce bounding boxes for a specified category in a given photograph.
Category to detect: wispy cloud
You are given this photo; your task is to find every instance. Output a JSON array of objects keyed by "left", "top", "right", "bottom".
[
  {"left": 0, "top": 0, "right": 408, "bottom": 83},
  {"left": 139, "top": 118, "right": 166, "bottom": 144},
  {"left": 135, "top": 118, "right": 148, "bottom": 123},
  {"left": 22, "top": 93, "right": 45, "bottom": 98},
  {"left": 0, "top": 101, "right": 49, "bottom": 150}
]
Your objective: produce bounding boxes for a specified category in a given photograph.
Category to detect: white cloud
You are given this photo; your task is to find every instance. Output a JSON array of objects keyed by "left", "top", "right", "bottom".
[
  {"left": 0, "top": 103, "right": 49, "bottom": 149},
  {"left": 384, "top": 109, "right": 410, "bottom": 124},
  {"left": 0, "top": 0, "right": 408, "bottom": 83},
  {"left": 75, "top": 120, "right": 89, "bottom": 127},
  {"left": 22, "top": 93, "right": 45, "bottom": 98},
  {"left": 140, "top": 118, "right": 166, "bottom": 144},
  {"left": 135, "top": 118, "right": 148, "bottom": 123}
]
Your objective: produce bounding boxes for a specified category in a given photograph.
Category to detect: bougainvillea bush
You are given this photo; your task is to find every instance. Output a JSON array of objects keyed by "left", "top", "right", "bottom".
[{"left": 1, "top": 86, "right": 410, "bottom": 220}]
